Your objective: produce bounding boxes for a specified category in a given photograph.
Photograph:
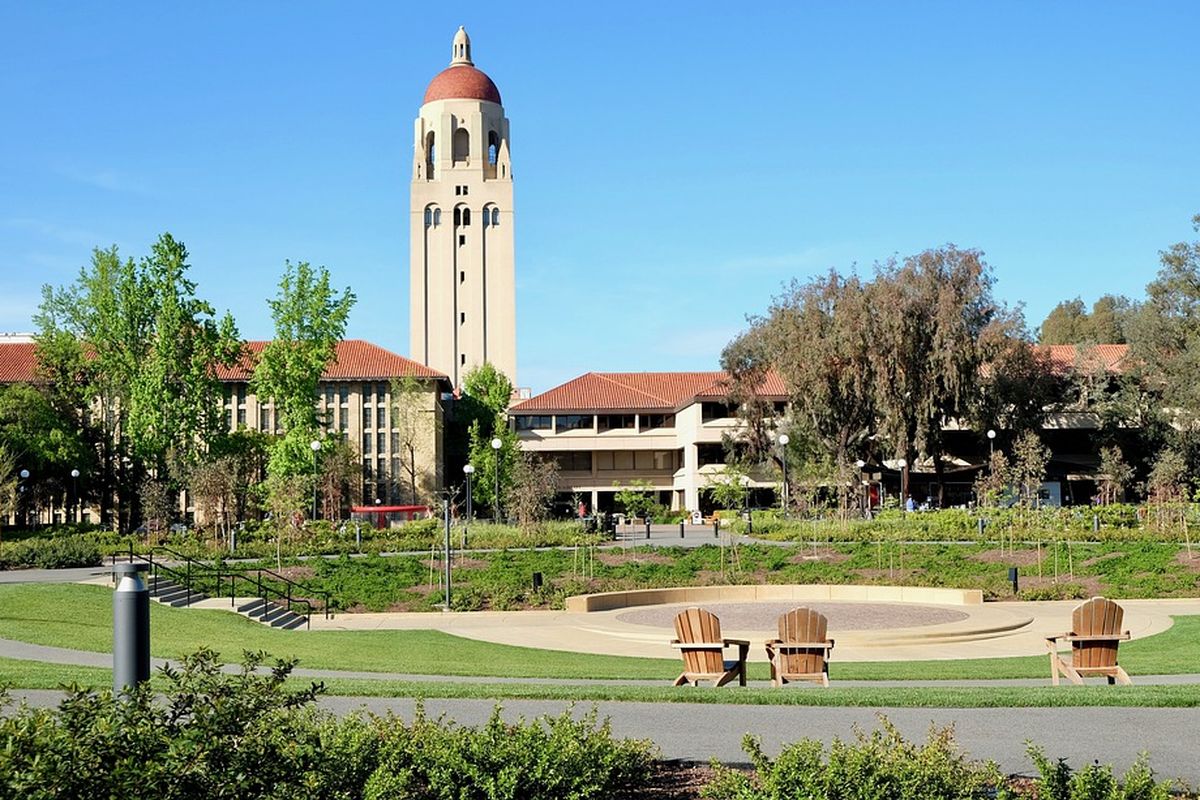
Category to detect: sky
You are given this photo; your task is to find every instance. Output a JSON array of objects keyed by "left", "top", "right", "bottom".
[{"left": 1, "top": 2, "right": 1197, "bottom": 393}]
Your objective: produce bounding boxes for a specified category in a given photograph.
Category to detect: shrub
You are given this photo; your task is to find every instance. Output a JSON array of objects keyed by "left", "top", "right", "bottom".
[
  {"left": 703, "top": 718, "right": 1000, "bottom": 799},
  {"left": 1026, "top": 744, "right": 1174, "bottom": 800},
  {"left": 0, "top": 649, "right": 656, "bottom": 800},
  {"left": 0, "top": 534, "right": 102, "bottom": 570}
]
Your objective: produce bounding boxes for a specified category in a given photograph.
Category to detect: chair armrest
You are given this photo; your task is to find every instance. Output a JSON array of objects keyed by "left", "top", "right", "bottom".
[
  {"left": 770, "top": 641, "right": 835, "bottom": 651},
  {"left": 1061, "top": 633, "right": 1132, "bottom": 643},
  {"left": 671, "top": 642, "right": 726, "bottom": 650},
  {"left": 723, "top": 638, "right": 750, "bottom": 647}
]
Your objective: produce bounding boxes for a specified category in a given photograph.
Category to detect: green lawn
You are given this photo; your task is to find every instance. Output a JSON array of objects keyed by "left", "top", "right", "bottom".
[{"left": 0, "top": 583, "right": 1197, "bottom": 685}]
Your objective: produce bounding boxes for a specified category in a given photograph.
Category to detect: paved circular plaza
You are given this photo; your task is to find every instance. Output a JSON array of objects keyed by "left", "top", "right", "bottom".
[{"left": 616, "top": 601, "right": 970, "bottom": 631}]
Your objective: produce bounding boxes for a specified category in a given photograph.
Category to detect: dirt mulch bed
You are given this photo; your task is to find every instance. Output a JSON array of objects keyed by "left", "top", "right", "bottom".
[
  {"left": 1017, "top": 575, "right": 1105, "bottom": 596},
  {"left": 852, "top": 568, "right": 924, "bottom": 581},
  {"left": 596, "top": 551, "right": 676, "bottom": 567},
  {"left": 273, "top": 565, "right": 317, "bottom": 581},
  {"left": 788, "top": 548, "right": 850, "bottom": 564},
  {"left": 614, "top": 762, "right": 720, "bottom": 800},
  {"left": 972, "top": 548, "right": 1043, "bottom": 566},
  {"left": 1174, "top": 549, "right": 1200, "bottom": 572},
  {"left": 1079, "top": 552, "right": 1124, "bottom": 568}
]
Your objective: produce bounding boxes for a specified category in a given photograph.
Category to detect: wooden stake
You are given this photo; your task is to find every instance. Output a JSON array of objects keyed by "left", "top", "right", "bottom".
[{"left": 1067, "top": 540, "right": 1074, "bottom": 581}]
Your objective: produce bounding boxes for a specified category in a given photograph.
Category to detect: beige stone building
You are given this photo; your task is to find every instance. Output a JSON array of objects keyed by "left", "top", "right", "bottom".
[
  {"left": 0, "top": 339, "right": 450, "bottom": 522},
  {"left": 217, "top": 340, "right": 450, "bottom": 505},
  {"left": 509, "top": 372, "right": 789, "bottom": 514},
  {"left": 410, "top": 27, "right": 516, "bottom": 388}
]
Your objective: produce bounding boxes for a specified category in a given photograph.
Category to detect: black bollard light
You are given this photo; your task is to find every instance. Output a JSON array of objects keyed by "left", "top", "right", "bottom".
[
  {"left": 679, "top": 521, "right": 685, "bottom": 539},
  {"left": 1008, "top": 566, "right": 1019, "bottom": 595},
  {"left": 532, "top": 571, "right": 544, "bottom": 591},
  {"left": 645, "top": 520, "right": 651, "bottom": 540},
  {"left": 113, "top": 562, "right": 150, "bottom": 696}
]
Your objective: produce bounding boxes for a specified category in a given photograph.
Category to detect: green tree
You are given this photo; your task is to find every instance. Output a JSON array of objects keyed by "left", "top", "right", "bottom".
[
  {"left": 1129, "top": 214, "right": 1200, "bottom": 424},
  {"left": 706, "top": 464, "right": 749, "bottom": 511},
  {"left": 972, "top": 450, "right": 1012, "bottom": 508},
  {"left": 719, "top": 327, "right": 778, "bottom": 467},
  {"left": 869, "top": 246, "right": 1002, "bottom": 506},
  {"left": 613, "top": 479, "right": 657, "bottom": 520},
  {"left": 0, "top": 383, "right": 94, "bottom": 511},
  {"left": 317, "top": 436, "right": 359, "bottom": 518},
  {"left": 252, "top": 261, "right": 355, "bottom": 478},
  {"left": 0, "top": 444, "right": 17, "bottom": 521},
  {"left": 759, "top": 270, "right": 876, "bottom": 511},
  {"left": 1011, "top": 432, "right": 1050, "bottom": 509},
  {"left": 1039, "top": 298, "right": 1089, "bottom": 344},
  {"left": 1097, "top": 446, "right": 1134, "bottom": 505},
  {"left": 1089, "top": 294, "right": 1132, "bottom": 344},
  {"left": 35, "top": 236, "right": 238, "bottom": 529},
  {"left": 467, "top": 417, "right": 518, "bottom": 518},
  {"left": 390, "top": 375, "right": 437, "bottom": 504},
  {"left": 506, "top": 452, "right": 559, "bottom": 529}
]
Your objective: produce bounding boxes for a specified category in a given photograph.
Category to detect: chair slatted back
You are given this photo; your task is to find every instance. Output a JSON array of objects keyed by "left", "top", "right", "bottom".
[
  {"left": 777, "top": 607, "right": 829, "bottom": 676},
  {"left": 674, "top": 608, "right": 725, "bottom": 674},
  {"left": 1072, "top": 597, "right": 1123, "bottom": 669}
]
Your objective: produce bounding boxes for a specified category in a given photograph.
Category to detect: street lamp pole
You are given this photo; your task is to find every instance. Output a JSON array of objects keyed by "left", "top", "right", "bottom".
[
  {"left": 855, "top": 459, "right": 866, "bottom": 516},
  {"left": 309, "top": 440, "right": 322, "bottom": 520},
  {"left": 71, "top": 468, "right": 80, "bottom": 524},
  {"left": 898, "top": 458, "right": 909, "bottom": 510},
  {"left": 18, "top": 469, "right": 30, "bottom": 528},
  {"left": 490, "top": 437, "right": 502, "bottom": 522},
  {"left": 777, "top": 434, "right": 790, "bottom": 517},
  {"left": 986, "top": 429, "right": 996, "bottom": 458},
  {"left": 463, "top": 464, "right": 475, "bottom": 521}
]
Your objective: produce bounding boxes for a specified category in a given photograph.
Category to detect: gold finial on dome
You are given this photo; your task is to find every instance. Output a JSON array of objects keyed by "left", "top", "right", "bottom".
[{"left": 451, "top": 26, "right": 473, "bottom": 66}]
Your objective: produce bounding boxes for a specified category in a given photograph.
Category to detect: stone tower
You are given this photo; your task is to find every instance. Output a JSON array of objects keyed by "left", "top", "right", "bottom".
[{"left": 410, "top": 27, "right": 515, "bottom": 387}]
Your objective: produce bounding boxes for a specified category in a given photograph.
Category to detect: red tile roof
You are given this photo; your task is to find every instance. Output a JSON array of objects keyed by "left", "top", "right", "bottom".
[
  {"left": 1039, "top": 344, "right": 1131, "bottom": 375},
  {"left": 512, "top": 370, "right": 788, "bottom": 414},
  {"left": 0, "top": 339, "right": 445, "bottom": 384},
  {"left": 0, "top": 342, "right": 40, "bottom": 384},
  {"left": 217, "top": 340, "right": 445, "bottom": 382}
]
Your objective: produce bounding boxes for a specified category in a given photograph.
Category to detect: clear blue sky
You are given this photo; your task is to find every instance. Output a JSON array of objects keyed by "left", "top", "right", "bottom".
[{"left": 1, "top": 2, "right": 1197, "bottom": 392}]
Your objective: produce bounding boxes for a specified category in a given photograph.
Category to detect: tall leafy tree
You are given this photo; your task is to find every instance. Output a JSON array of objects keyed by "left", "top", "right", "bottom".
[
  {"left": 390, "top": 375, "right": 438, "bottom": 504},
  {"left": 252, "top": 261, "right": 355, "bottom": 477},
  {"left": 869, "top": 246, "right": 1001, "bottom": 505},
  {"left": 719, "top": 327, "right": 777, "bottom": 467},
  {"left": 759, "top": 270, "right": 876, "bottom": 510},
  {"left": 35, "top": 235, "right": 239, "bottom": 529},
  {"left": 1039, "top": 298, "right": 1089, "bottom": 344}
]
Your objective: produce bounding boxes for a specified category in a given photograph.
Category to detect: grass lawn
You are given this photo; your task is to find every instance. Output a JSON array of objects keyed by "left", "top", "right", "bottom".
[{"left": 1, "top": 583, "right": 1198, "bottom": 687}]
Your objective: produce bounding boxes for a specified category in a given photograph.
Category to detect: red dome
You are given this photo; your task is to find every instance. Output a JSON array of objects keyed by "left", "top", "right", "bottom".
[{"left": 423, "top": 65, "right": 502, "bottom": 105}]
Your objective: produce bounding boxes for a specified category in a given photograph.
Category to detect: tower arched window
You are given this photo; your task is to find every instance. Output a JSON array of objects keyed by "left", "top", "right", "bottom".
[
  {"left": 453, "top": 128, "right": 470, "bottom": 163},
  {"left": 490, "top": 207, "right": 500, "bottom": 227},
  {"left": 433, "top": 208, "right": 441, "bottom": 226},
  {"left": 462, "top": 208, "right": 471, "bottom": 226},
  {"left": 424, "top": 206, "right": 432, "bottom": 227},
  {"left": 487, "top": 131, "right": 499, "bottom": 165},
  {"left": 424, "top": 131, "right": 436, "bottom": 177}
]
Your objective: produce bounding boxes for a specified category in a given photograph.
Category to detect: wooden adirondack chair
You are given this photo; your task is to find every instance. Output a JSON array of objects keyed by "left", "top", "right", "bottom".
[
  {"left": 670, "top": 607, "right": 750, "bottom": 687},
  {"left": 1046, "top": 596, "right": 1132, "bottom": 686},
  {"left": 765, "top": 607, "right": 835, "bottom": 687}
]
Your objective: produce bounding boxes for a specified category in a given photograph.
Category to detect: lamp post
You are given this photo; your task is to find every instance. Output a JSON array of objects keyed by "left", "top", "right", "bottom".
[
  {"left": 463, "top": 464, "right": 475, "bottom": 520},
  {"left": 986, "top": 429, "right": 996, "bottom": 458},
  {"left": 309, "top": 440, "right": 322, "bottom": 520},
  {"left": 70, "top": 468, "right": 80, "bottom": 524},
  {"left": 777, "top": 434, "right": 790, "bottom": 517},
  {"left": 18, "top": 469, "right": 29, "bottom": 528},
  {"left": 855, "top": 459, "right": 866, "bottom": 516},
  {"left": 490, "top": 437, "right": 502, "bottom": 522},
  {"left": 898, "top": 458, "right": 908, "bottom": 510}
]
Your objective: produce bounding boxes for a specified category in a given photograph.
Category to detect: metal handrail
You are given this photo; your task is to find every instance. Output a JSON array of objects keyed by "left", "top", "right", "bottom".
[{"left": 113, "top": 543, "right": 332, "bottom": 628}]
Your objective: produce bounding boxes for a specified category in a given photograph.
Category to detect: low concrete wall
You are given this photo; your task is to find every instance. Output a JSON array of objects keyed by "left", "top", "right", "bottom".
[{"left": 565, "top": 584, "right": 984, "bottom": 613}]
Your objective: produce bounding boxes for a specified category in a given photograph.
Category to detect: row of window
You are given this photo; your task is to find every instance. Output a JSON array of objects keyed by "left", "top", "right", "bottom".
[
  {"left": 514, "top": 413, "right": 677, "bottom": 433},
  {"left": 549, "top": 450, "right": 678, "bottom": 472},
  {"left": 423, "top": 206, "right": 503, "bottom": 228}
]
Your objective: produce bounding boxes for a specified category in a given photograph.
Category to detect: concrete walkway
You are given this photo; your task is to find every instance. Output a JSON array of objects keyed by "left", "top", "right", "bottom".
[
  {"left": 308, "top": 597, "right": 1200, "bottom": 662},
  {"left": 7, "top": 688, "right": 1200, "bottom": 783}
]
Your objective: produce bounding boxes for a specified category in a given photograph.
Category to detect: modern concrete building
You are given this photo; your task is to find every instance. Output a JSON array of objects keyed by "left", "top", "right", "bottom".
[
  {"left": 410, "top": 27, "right": 516, "bottom": 388},
  {"left": 509, "top": 371, "right": 789, "bottom": 514}
]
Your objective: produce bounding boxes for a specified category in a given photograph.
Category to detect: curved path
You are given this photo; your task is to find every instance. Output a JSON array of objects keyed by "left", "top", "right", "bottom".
[{"left": 6, "top": 566, "right": 1200, "bottom": 782}]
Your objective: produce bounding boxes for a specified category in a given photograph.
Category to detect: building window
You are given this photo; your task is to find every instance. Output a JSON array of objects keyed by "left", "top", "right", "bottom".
[
  {"left": 377, "top": 432, "right": 386, "bottom": 455},
  {"left": 339, "top": 407, "right": 349, "bottom": 430},
  {"left": 391, "top": 432, "right": 400, "bottom": 452},
  {"left": 701, "top": 402, "right": 736, "bottom": 422},
  {"left": 697, "top": 444, "right": 725, "bottom": 466},
  {"left": 259, "top": 406, "right": 271, "bottom": 431},
  {"left": 598, "top": 414, "right": 635, "bottom": 432},
  {"left": 339, "top": 383, "right": 349, "bottom": 404},
  {"left": 460, "top": 312, "right": 466, "bottom": 324},
  {"left": 461, "top": 354, "right": 467, "bottom": 365},
  {"left": 556, "top": 414, "right": 593, "bottom": 432},
  {"left": 653, "top": 450, "right": 675, "bottom": 471},
  {"left": 640, "top": 413, "right": 675, "bottom": 430},
  {"left": 490, "top": 207, "right": 500, "bottom": 226},
  {"left": 634, "top": 451, "right": 654, "bottom": 470},
  {"left": 514, "top": 415, "right": 552, "bottom": 431},
  {"left": 363, "top": 459, "right": 374, "bottom": 479},
  {"left": 362, "top": 433, "right": 372, "bottom": 455},
  {"left": 459, "top": 235, "right": 466, "bottom": 246},
  {"left": 377, "top": 406, "right": 387, "bottom": 429},
  {"left": 551, "top": 451, "right": 592, "bottom": 472}
]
